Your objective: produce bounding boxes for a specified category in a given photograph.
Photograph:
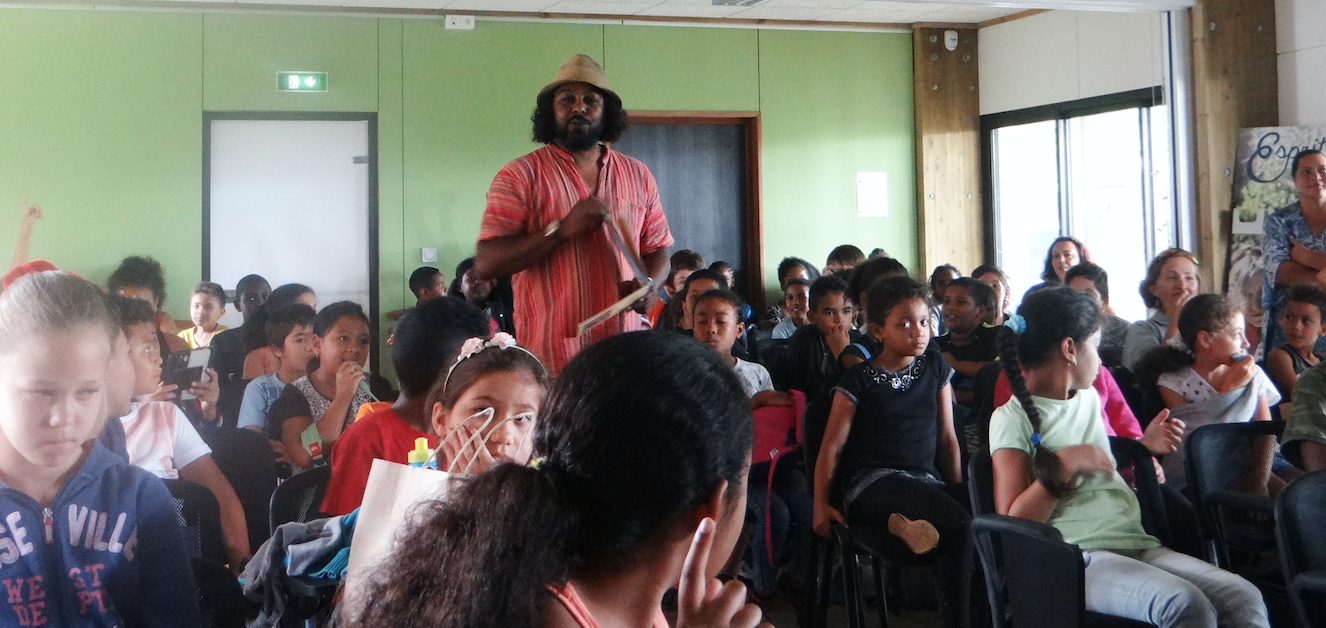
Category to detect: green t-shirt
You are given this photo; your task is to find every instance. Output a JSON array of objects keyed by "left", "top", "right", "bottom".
[
  {"left": 1285, "top": 361, "right": 1326, "bottom": 465},
  {"left": 989, "top": 391, "right": 1158, "bottom": 551}
]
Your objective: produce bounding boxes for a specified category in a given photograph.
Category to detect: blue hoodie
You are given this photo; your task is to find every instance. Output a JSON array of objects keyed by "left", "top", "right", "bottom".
[{"left": 0, "top": 441, "right": 200, "bottom": 627}]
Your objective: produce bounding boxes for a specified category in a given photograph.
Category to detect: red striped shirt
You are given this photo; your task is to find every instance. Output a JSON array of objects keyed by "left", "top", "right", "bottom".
[{"left": 480, "top": 144, "right": 673, "bottom": 376}]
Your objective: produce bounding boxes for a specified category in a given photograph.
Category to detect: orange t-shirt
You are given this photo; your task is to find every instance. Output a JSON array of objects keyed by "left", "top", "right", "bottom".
[{"left": 549, "top": 582, "right": 670, "bottom": 628}]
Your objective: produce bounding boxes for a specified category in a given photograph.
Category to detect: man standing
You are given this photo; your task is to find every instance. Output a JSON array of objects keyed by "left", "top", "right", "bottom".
[
  {"left": 475, "top": 54, "right": 672, "bottom": 375},
  {"left": 1264, "top": 148, "right": 1326, "bottom": 353}
]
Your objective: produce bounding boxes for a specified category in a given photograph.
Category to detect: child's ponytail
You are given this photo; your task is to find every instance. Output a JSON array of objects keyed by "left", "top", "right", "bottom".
[
  {"left": 998, "top": 286, "right": 1103, "bottom": 499},
  {"left": 997, "top": 325, "right": 1072, "bottom": 498}
]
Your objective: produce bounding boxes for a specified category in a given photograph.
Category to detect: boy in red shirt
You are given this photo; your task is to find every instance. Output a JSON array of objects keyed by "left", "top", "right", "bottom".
[{"left": 321, "top": 297, "right": 489, "bottom": 515}]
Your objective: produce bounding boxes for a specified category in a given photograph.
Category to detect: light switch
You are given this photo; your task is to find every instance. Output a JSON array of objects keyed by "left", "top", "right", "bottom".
[{"left": 421, "top": 248, "right": 437, "bottom": 263}]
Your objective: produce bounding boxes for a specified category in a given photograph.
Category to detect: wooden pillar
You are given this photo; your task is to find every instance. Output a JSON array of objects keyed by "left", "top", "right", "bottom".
[
  {"left": 913, "top": 26, "right": 982, "bottom": 278},
  {"left": 1191, "top": 0, "right": 1277, "bottom": 289}
]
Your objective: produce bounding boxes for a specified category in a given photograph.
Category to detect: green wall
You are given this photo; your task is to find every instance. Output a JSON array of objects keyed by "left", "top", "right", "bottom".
[{"left": 0, "top": 8, "right": 915, "bottom": 359}]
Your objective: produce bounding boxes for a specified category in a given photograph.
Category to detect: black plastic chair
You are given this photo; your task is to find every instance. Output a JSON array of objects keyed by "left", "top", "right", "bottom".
[
  {"left": 972, "top": 514, "right": 1154, "bottom": 628},
  {"left": 167, "top": 479, "right": 227, "bottom": 565},
  {"left": 1184, "top": 421, "right": 1281, "bottom": 568},
  {"left": 801, "top": 395, "right": 934, "bottom": 628},
  {"left": 192, "top": 557, "right": 250, "bottom": 628},
  {"left": 1275, "top": 469, "right": 1326, "bottom": 628},
  {"left": 204, "top": 426, "right": 277, "bottom": 553},
  {"left": 269, "top": 465, "right": 332, "bottom": 534}
]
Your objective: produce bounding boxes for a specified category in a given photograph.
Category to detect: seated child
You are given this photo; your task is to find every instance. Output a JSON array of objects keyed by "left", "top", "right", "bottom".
[
  {"left": 759, "top": 256, "right": 817, "bottom": 330},
  {"left": 236, "top": 304, "right": 316, "bottom": 434},
  {"left": 771, "top": 277, "right": 811, "bottom": 340},
  {"left": 839, "top": 256, "right": 909, "bottom": 368},
  {"left": 1065, "top": 262, "right": 1131, "bottom": 366},
  {"left": 242, "top": 284, "right": 317, "bottom": 379},
  {"left": 692, "top": 289, "right": 806, "bottom": 599},
  {"left": 106, "top": 255, "right": 188, "bottom": 354},
  {"left": 991, "top": 287, "right": 1268, "bottom": 628},
  {"left": 710, "top": 260, "right": 736, "bottom": 288},
  {"left": 426, "top": 334, "right": 549, "bottom": 475},
  {"left": 267, "top": 301, "right": 372, "bottom": 471},
  {"left": 647, "top": 250, "right": 704, "bottom": 329},
  {"left": 824, "top": 244, "right": 865, "bottom": 275},
  {"left": 1146, "top": 294, "right": 1283, "bottom": 494},
  {"left": 112, "top": 297, "right": 252, "bottom": 570},
  {"left": 1264, "top": 282, "right": 1326, "bottom": 412},
  {"left": 929, "top": 264, "right": 960, "bottom": 335},
  {"left": 782, "top": 274, "right": 862, "bottom": 404},
  {"left": 813, "top": 276, "right": 969, "bottom": 628},
  {"left": 205, "top": 274, "right": 267, "bottom": 381},
  {"left": 936, "top": 277, "right": 999, "bottom": 406},
  {"left": 0, "top": 271, "right": 201, "bottom": 625},
  {"left": 450, "top": 258, "right": 515, "bottom": 336},
  {"left": 177, "top": 281, "right": 227, "bottom": 349},
  {"left": 321, "top": 297, "right": 491, "bottom": 515},
  {"left": 408, "top": 266, "right": 447, "bottom": 304},
  {"left": 349, "top": 332, "right": 763, "bottom": 627},
  {"left": 692, "top": 289, "right": 778, "bottom": 405},
  {"left": 971, "top": 264, "right": 1012, "bottom": 325},
  {"left": 658, "top": 267, "right": 723, "bottom": 333}
]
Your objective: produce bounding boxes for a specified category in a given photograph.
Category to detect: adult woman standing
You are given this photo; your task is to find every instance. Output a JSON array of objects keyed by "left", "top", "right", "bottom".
[{"left": 1122, "top": 249, "right": 1202, "bottom": 372}]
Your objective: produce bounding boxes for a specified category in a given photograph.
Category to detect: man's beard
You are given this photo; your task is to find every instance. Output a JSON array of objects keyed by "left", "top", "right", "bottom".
[{"left": 556, "top": 115, "right": 604, "bottom": 152}]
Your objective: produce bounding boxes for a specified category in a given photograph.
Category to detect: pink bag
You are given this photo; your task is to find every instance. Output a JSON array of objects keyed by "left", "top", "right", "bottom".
[{"left": 750, "top": 390, "right": 806, "bottom": 562}]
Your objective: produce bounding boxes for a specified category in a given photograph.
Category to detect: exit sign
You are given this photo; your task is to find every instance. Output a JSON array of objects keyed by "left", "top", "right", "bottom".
[{"left": 277, "top": 72, "right": 327, "bottom": 92}]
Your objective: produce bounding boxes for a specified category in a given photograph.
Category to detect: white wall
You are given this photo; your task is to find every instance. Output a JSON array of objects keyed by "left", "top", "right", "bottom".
[
  {"left": 1277, "top": 0, "right": 1326, "bottom": 126},
  {"left": 979, "top": 10, "right": 1165, "bottom": 115}
]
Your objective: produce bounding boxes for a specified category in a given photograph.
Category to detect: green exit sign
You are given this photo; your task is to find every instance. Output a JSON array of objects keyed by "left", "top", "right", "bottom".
[{"left": 277, "top": 72, "right": 327, "bottom": 92}]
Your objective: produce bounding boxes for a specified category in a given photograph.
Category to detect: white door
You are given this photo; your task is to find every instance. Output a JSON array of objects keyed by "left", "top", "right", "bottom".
[{"left": 208, "top": 118, "right": 372, "bottom": 329}]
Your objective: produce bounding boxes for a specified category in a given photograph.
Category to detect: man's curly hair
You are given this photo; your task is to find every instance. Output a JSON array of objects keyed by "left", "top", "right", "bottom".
[{"left": 531, "top": 87, "right": 628, "bottom": 145}]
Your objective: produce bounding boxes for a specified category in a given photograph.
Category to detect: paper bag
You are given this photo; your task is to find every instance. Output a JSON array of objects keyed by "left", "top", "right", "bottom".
[{"left": 341, "top": 458, "right": 463, "bottom": 614}]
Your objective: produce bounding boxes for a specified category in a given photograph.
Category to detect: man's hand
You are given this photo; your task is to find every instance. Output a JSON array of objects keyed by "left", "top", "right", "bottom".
[
  {"left": 559, "top": 197, "right": 609, "bottom": 240},
  {"left": 619, "top": 278, "right": 655, "bottom": 314}
]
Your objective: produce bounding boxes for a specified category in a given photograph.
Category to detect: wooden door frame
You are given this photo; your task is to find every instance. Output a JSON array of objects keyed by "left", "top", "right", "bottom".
[{"left": 627, "top": 111, "right": 765, "bottom": 312}]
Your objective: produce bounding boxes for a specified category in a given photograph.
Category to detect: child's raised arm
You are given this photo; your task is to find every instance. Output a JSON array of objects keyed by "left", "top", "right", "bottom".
[
  {"left": 9, "top": 196, "right": 41, "bottom": 271},
  {"left": 812, "top": 391, "right": 855, "bottom": 537}
]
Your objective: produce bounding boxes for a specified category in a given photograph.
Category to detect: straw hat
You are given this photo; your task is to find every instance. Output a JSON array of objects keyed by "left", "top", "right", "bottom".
[{"left": 538, "top": 54, "right": 620, "bottom": 106}]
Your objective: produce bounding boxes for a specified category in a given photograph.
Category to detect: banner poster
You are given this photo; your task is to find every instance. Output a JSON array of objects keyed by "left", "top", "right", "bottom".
[{"left": 1229, "top": 126, "right": 1326, "bottom": 358}]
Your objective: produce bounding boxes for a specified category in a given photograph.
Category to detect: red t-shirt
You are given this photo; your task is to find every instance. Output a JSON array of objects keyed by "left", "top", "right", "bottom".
[{"left": 321, "top": 408, "right": 439, "bottom": 516}]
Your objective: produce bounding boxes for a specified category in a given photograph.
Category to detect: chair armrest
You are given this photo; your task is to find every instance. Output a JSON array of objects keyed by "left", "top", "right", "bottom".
[
  {"left": 1208, "top": 490, "right": 1274, "bottom": 514},
  {"left": 1291, "top": 570, "right": 1326, "bottom": 598}
]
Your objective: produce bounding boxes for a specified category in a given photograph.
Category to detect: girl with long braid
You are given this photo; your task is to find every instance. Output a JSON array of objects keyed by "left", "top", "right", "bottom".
[{"left": 991, "top": 287, "right": 1268, "bottom": 628}]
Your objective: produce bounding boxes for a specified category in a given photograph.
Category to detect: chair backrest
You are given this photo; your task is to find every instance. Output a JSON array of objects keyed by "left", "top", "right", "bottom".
[
  {"left": 203, "top": 426, "right": 277, "bottom": 554},
  {"left": 269, "top": 465, "right": 332, "bottom": 534},
  {"left": 972, "top": 514, "right": 1086, "bottom": 628},
  {"left": 1108, "top": 366, "right": 1163, "bottom": 431},
  {"left": 1185, "top": 421, "right": 1284, "bottom": 500},
  {"left": 1108, "top": 436, "right": 1171, "bottom": 546},
  {"left": 1277, "top": 469, "right": 1326, "bottom": 579},
  {"left": 192, "top": 557, "right": 249, "bottom": 628},
  {"left": 166, "top": 479, "right": 227, "bottom": 565},
  {"left": 1276, "top": 469, "right": 1326, "bottom": 627},
  {"left": 1184, "top": 421, "right": 1282, "bottom": 558},
  {"left": 968, "top": 447, "right": 996, "bottom": 517}
]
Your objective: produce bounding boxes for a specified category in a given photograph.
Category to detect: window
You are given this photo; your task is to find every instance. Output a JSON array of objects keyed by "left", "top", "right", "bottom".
[{"left": 983, "top": 88, "right": 1176, "bottom": 322}]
